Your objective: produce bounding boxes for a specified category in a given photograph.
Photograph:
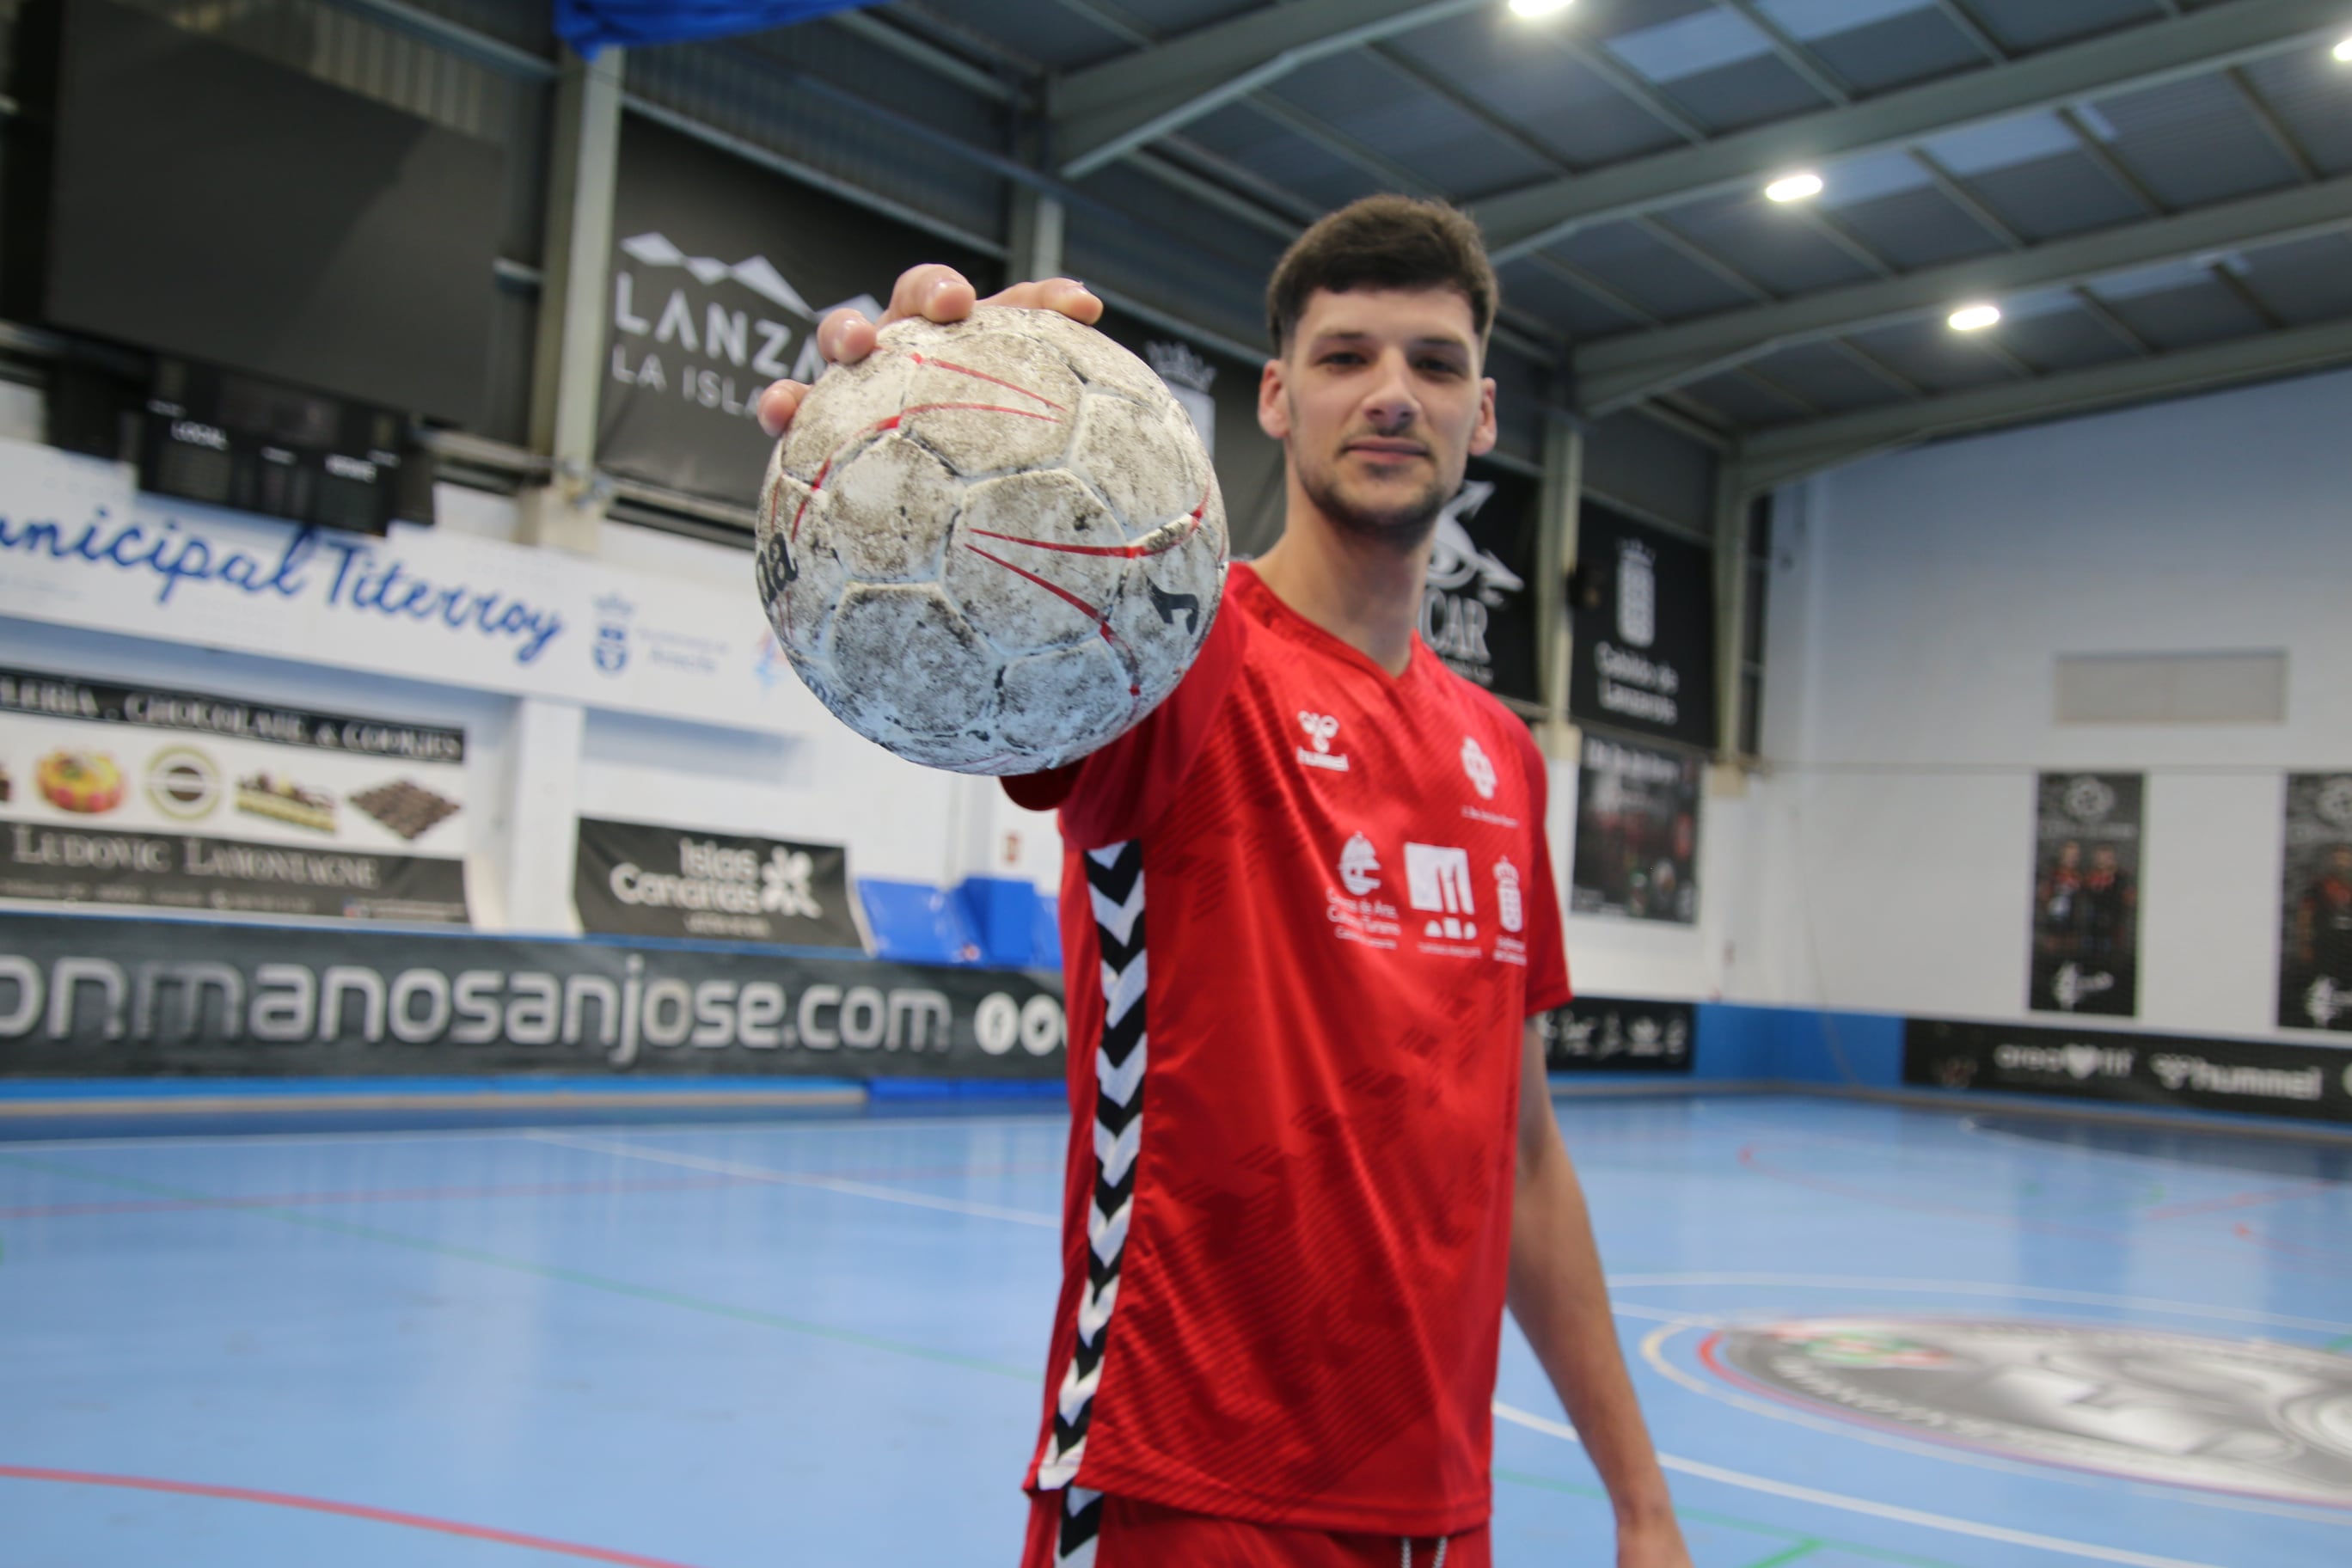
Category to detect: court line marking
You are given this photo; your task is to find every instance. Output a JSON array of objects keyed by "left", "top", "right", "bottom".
[
  {"left": 1602, "top": 1273, "right": 2352, "bottom": 1336},
  {"left": 1957, "top": 1116, "right": 2352, "bottom": 1180},
  {"left": 523, "top": 1130, "right": 1063, "bottom": 1228},
  {"left": 1626, "top": 1320, "right": 2352, "bottom": 1528},
  {"left": 1491, "top": 1465, "right": 1967, "bottom": 1568},
  {"left": 0, "top": 1110, "right": 1065, "bottom": 1154},
  {"left": 1495, "top": 1393, "right": 2233, "bottom": 1568},
  {"left": 0, "top": 1464, "right": 700, "bottom": 1565}
]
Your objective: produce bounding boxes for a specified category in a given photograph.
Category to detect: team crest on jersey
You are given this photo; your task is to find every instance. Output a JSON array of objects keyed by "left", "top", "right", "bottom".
[
  {"left": 1338, "top": 833, "right": 1382, "bottom": 895},
  {"left": 1297, "top": 712, "right": 1350, "bottom": 772},
  {"left": 1461, "top": 736, "right": 1497, "bottom": 799}
]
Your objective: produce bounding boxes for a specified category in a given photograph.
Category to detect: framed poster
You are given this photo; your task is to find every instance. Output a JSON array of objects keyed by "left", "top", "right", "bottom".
[
  {"left": 2027, "top": 773, "right": 2142, "bottom": 1017},
  {"left": 1570, "top": 733, "right": 1700, "bottom": 925},
  {"left": 2278, "top": 774, "right": 2352, "bottom": 1032}
]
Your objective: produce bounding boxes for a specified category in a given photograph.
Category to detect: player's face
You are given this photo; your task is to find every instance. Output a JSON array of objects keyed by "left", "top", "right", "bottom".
[{"left": 1260, "top": 286, "right": 1498, "bottom": 546}]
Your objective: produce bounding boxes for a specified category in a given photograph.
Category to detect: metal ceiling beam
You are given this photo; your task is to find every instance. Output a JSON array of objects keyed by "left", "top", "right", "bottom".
[
  {"left": 1736, "top": 315, "right": 2352, "bottom": 490},
  {"left": 1576, "top": 174, "right": 2352, "bottom": 412},
  {"left": 1471, "top": 0, "right": 2348, "bottom": 260},
  {"left": 1050, "top": 0, "right": 1484, "bottom": 177}
]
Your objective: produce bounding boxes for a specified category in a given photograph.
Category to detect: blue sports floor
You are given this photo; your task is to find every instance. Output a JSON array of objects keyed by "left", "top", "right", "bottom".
[{"left": 2, "top": 1093, "right": 2348, "bottom": 1566}]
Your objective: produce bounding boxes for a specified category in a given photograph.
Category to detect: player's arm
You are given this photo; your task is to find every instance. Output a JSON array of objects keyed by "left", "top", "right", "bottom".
[
  {"left": 1507, "top": 1025, "right": 1691, "bottom": 1568},
  {"left": 756, "top": 265, "right": 1101, "bottom": 437}
]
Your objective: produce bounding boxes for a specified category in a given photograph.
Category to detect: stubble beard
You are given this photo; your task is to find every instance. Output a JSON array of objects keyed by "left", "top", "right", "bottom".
[{"left": 1299, "top": 453, "right": 1452, "bottom": 551}]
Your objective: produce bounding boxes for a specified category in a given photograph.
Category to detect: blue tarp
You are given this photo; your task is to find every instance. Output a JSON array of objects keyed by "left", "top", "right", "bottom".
[{"left": 555, "top": 1, "right": 873, "bottom": 56}]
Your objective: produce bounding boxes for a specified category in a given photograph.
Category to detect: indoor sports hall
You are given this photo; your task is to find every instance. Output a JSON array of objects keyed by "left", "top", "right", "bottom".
[{"left": 3, "top": 2, "right": 2349, "bottom": 1565}]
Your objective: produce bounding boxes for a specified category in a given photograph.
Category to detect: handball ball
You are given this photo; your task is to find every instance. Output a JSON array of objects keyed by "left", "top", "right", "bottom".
[{"left": 754, "top": 305, "right": 1228, "bottom": 775}]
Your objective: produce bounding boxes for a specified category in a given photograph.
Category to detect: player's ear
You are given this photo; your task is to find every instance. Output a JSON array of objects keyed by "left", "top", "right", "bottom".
[
  {"left": 1467, "top": 376, "right": 1498, "bottom": 457},
  {"left": 1258, "top": 357, "right": 1290, "bottom": 441}
]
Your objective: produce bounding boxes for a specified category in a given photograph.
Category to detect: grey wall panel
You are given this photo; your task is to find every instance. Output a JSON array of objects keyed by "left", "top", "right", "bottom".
[
  {"left": 1583, "top": 407, "right": 1718, "bottom": 536},
  {"left": 624, "top": 41, "right": 1008, "bottom": 254}
]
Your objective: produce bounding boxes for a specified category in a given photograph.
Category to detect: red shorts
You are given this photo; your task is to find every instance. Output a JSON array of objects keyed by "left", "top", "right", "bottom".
[{"left": 1021, "top": 1490, "right": 1491, "bottom": 1567}]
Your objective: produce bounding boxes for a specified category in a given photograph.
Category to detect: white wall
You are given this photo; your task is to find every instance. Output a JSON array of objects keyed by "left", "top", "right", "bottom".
[{"left": 1748, "top": 364, "right": 2352, "bottom": 1038}]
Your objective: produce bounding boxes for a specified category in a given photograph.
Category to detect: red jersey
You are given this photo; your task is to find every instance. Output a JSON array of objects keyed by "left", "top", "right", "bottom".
[{"left": 1004, "top": 564, "right": 1571, "bottom": 1539}]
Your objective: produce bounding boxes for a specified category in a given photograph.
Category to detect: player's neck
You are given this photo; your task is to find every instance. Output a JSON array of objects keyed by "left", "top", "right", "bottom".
[{"left": 1251, "top": 503, "right": 1431, "bottom": 677}]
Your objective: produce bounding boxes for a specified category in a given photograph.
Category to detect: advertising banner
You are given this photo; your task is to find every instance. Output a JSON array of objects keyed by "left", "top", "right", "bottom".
[
  {"left": 2279, "top": 774, "right": 2352, "bottom": 1033},
  {"left": 1538, "top": 994, "right": 1696, "bottom": 1074},
  {"left": 1570, "top": 733, "right": 1701, "bottom": 925},
  {"left": 1420, "top": 460, "right": 1544, "bottom": 705},
  {"left": 0, "top": 666, "right": 469, "bottom": 923},
  {"left": 574, "top": 817, "right": 861, "bottom": 951},
  {"left": 2027, "top": 773, "right": 2142, "bottom": 1017},
  {"left": 1904, "top": 1017, "right": 2350, "bottom": 1126},
  {"left": 600, "top": 118, "right": 998, "bottom": 506},
  {"left": 0, "top": 438, "right": 824, "bottom": 737},
  {"left": 0, "top": 913, "right": 1063, "bottom": 1079},
  {"left": 1569, "top": 501, "right": 1717, "bottom": 750}
]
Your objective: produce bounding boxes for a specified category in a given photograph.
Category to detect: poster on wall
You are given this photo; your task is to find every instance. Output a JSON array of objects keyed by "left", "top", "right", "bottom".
[
  {"left": 574, "top": 818, "right": 863, "bottom": 952},
  {"left": 0, "top": 666, "right": 469, "bottom": 923},
  {"left": 1570, "top": 733, "right": 1700, "bottom": 924},
  {"left": 1419, "top": 459, "right": 1543, "bottom": 705},
  {"left": 599, "top": 118, "right": 998, "bottom": 506},
  {"left": 2278, "top": 774, "right": 2352, "bottom": 1033},
  {"left": 0, "top": 912, "right": 1062, "bottom": 1080},
  {"left": 2027, "top": 772, "right": 2142, "bottom": 1017},
  {"left": 1568, "top": 501, "right": 1717, "bottom": 751}
]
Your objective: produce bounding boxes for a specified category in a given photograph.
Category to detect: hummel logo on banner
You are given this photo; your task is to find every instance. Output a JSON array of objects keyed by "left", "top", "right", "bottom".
[
  {"left": 1297, "top": 712, "right": 1349, "bottom": 772},
  {"left": 1461, "top": 736, "right": 1497, "bottom": 799},
  {"left": 1406, "top": 842, "right": 1476, "bottom": 940}
]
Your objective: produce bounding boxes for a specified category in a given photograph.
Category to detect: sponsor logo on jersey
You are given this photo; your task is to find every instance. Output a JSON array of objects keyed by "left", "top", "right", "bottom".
[
  {"left": 1338, "top": 832, "right": 1381, "bottom": 895},
  {"left": 1494, "top": 859, "right": 1523, "bottom": 934},
  {"left": 1461, "top": 735, "right": 1497, "bottom": 799},
  {"left": 1405, "top": 842, "right": 1477, "bottom": 941},
  {"left": 1296, "top": 711, "right": 1350, "bottom": 772}
]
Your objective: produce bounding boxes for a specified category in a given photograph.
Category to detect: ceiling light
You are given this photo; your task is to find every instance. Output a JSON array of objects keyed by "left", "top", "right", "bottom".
[
  {"left": 2334, "top": 34, "right": 2352, "bottom": 62},
  {"left": 1949, "top": 303, "right": 2002, "bottom": 332},
  {"left": 1508, "top": 0, "right": 1575, "bottom": 17},
  {"left": 1765, "top": 171, "right": 1824, "bottom": 203}
]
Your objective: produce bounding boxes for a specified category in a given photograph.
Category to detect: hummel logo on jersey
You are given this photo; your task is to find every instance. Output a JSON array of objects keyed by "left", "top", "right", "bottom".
[
  {"left": 1461, "top": 737, "right": 1497, "bottom": 799},
  {"left": 1339, "top": 833, "right": 1381, "bottom": 895},
  {"left": 1405, "top": 843, "right": 1476, "bottom": 940},
  {"left": 1495, "top": 859, "right": 1524, "bottom": 934},
  {"left": 1297, "top": 712, "right": 1350, "bottom": 772}
]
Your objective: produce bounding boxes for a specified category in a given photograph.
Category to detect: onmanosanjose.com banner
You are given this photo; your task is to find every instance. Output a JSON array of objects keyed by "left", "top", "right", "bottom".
[
  {"left": 0, "top": 438, "right": 822, "bottom": 737},
  {"left": 0, "top": 914, "right": 1064, "bottom": 1078}
]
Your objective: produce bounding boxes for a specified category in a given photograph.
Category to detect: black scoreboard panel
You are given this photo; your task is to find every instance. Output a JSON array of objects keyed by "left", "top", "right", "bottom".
[
  {"left": 45, "top": 0, "right": 504, "bottom": 426},
  {"left": 140, "top": 358, "right": 413, "bottom": 536}
]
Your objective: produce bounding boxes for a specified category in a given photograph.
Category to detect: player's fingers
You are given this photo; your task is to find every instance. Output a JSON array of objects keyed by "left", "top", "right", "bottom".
[
  {"left": 983, "top": 277, "right": 1103, "bottom": 326},
  {"left": 816, "top": 308, "right": 877, "bottom": 367},
  {"left": 756, "top": 380, "right": 809, "bottom": 438},
  {"left": 880, "top": 264, "right": 977, "bottom": 327}
]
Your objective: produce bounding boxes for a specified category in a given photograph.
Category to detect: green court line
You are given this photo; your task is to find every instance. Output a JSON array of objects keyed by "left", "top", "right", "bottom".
[
  {"left": 2325, "top": 1334, "right": 2352, "bottom": 1353},
  {"left": 1492, "top": 1469, "right": 1967, "bottom": 1568},
  {"left": 0, "top": 1150, "right": 1032, "bottom": 1381},
  {"left": 1742, "top": 1540, "right": 1825, "bottom": 1568}
]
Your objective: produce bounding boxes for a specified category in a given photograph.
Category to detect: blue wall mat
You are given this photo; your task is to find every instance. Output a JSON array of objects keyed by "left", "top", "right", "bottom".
[
  {"left": 954, "top": 878, "right": 1045, "bottom": 969},
  {"left": 858, "top": 880, "right": 981, "bottom": 965}
]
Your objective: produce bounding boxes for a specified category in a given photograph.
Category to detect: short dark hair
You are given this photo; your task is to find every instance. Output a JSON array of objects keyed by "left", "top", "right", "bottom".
[{"left": 1265, "top": 194, "right": 1499, "bottom": 357}]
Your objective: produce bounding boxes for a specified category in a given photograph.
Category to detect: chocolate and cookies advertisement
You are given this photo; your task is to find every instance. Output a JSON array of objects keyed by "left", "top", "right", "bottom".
[{"left": 0, "top": 666, "right": 471, "bottom": 923}]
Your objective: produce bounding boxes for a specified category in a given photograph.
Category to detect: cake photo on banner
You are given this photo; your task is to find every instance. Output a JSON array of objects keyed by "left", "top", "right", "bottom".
[
  {"left": 1570, "top": 732, "right": 1700, "bottom": 925},
  {"left": 2278, "top": 774, "right": 2352, "bottom": 1033},
  {"left": 2027, "top": 772, "right": 2143, "bottom": 1017}
]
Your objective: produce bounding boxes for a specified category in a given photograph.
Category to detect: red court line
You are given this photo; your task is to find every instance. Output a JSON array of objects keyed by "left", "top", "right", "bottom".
[
  {"left": 2142, "top": 1180, "right": 2340, "bottom": 1222},
  {"left": 0, "top": 1465, "right": 701, "bottom": 1566}
]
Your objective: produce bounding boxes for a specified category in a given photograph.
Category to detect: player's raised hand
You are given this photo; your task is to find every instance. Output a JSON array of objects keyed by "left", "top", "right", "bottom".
[{"left": 756, "top": 266, "right": 1100, "bottom": 438}]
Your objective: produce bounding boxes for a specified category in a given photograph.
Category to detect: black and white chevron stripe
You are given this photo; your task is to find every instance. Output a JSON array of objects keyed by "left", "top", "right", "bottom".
[{"left": 1038, "top": 840, "right": 1146, "bottom": 1562}]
